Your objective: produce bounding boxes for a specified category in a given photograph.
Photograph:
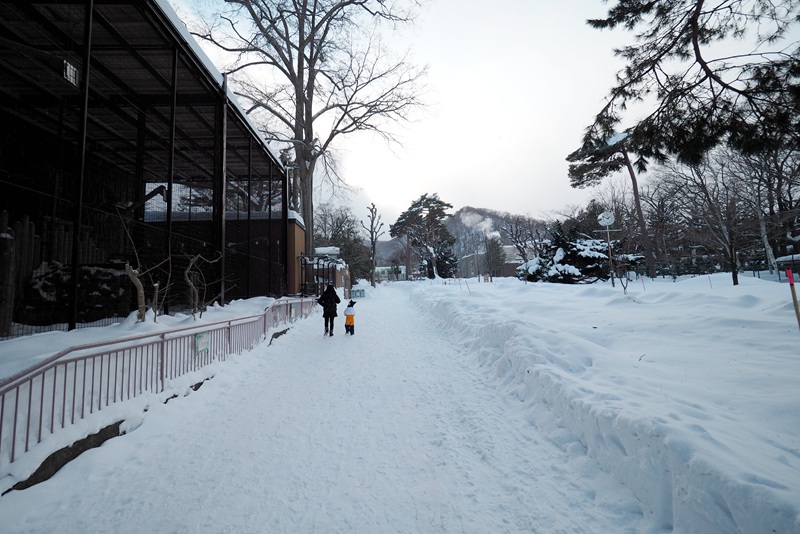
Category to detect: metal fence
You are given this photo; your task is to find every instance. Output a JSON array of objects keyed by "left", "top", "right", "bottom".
[{"left": 0, "top": 297, "right": 316, "bottom": 473}]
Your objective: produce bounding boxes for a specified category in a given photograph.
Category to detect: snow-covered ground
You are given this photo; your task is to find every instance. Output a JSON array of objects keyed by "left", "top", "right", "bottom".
[{"left": 0, "top": 274, "right": 798, "bottom": 533}]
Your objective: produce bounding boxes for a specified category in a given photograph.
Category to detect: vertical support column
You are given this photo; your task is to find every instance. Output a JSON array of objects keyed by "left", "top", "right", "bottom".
[
  {"left": 0, "top": 212, "right": 15, "bottom": 336},
  {"left": 134, "top": 109, "right": 146, "bottom": 218},
  {"left": 214, "top": 75, "right": 228, "bottom": 305},
  {"left": 281, "top": 158, "right": 289, "bottom": 295},
  {"left": 69, "top": 0, "right": 94, "bottom": 330},
  {"left": 246, "top": 137, "right": 252, "bottom": 297},
  {"left": 268, "top": 157, "right": 274, "bottom": 295},
  {"left": 165, "top": 47, "right": 178, "bottom": 313}
]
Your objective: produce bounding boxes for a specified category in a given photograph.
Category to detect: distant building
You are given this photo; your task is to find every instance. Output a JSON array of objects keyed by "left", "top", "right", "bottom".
[
  {"left": 375, "top": 265, "right": 407, "bottom": 282},
  {"left": 298, "top": 247, "right": 351, "bottom": 296},
  {"left": 776, "top": 255, "right": 800, "bottom": 272}
]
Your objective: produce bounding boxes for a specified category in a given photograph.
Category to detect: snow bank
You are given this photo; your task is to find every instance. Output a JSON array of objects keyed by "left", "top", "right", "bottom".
[{"left": 409, "top": 276, "right": 800, "bottom": 533}]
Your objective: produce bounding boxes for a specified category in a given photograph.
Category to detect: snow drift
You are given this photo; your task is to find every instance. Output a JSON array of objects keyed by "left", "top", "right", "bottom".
[{"left": 411, "top": 275, "right": 799, "bottom": 533}]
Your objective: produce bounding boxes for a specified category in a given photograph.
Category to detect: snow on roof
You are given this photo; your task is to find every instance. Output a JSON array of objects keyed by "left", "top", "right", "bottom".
[
  {"left": 153, "top": 0, "right": 284, "bottom": 166},
  {"left": 288, "top": 210, "right": 305, "bottom": 228},
  {"left": 314, "top": 247, "right": 340, "bottom": 257},
  {"left": 776, "top": 254, "right": 800, "bottom": 262}
]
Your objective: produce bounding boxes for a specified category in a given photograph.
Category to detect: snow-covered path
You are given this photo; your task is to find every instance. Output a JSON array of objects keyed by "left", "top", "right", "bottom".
[{"left": 0, "top": 283, "right": 647, "bottom": 533}]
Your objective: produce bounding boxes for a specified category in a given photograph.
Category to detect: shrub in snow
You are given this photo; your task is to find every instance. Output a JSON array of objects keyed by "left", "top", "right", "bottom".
[
  {"left": 18, "top": 261, "right": 131, "bottom": 325},
  {"left": 517, "top": 223, "right": 609, "bottom": 284}
]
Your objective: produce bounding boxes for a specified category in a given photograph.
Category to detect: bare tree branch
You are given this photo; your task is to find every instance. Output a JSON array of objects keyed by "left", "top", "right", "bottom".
[{"left": 190, "top": 0, "right": 428, "bottom": 259}]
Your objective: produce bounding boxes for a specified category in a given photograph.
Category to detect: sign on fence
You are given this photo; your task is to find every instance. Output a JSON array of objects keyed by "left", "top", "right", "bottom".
[{"left": 195, "top": 332, "right": 210, "bottom": 355}]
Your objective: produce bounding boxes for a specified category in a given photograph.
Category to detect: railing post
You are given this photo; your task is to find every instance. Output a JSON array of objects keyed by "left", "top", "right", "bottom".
[
  {"left": 159, "top": 333, "right": 166, "bottom": 392},
  {"left": 11, "top": 387, "right": 19, "bottom": 463},
  {"left": 0, "top": 391, "right": 5, "bottom": 460},
  {"left": 70, "top": 362, "right": 77, "bottom": 425},
  {"left": 38, "top": 372, "right": 45, "bottom": 444},
  {"left": 25, "top": 379, "right": 33, "bottom": 454},
  {"left": 50, "top": 366, "right": 57, "bottom": 434},
  {"left": 226, "top": 321, "right": 232, "bottom": 358}
]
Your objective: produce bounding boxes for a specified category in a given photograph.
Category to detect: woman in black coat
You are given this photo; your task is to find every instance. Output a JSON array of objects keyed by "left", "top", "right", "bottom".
[{"left": 317, "top": 285, "right": 340, "bottom": 336}]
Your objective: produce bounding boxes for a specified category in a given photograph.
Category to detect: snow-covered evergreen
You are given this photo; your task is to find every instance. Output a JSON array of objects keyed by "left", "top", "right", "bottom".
[{"left": 518, "top": 222, "right": 610, "bottom": 283}]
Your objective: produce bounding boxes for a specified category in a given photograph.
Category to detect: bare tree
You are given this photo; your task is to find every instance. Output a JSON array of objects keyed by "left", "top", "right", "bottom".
[
  {"left": 184, "top": 253, "right": 223, "bottom": 318},
  {"left": 393, "top": 235, "right": 414, "bottom": 279},
  {"left": 361, "top": 203, "right": 385, "bottom": 287},
  {"left": 315, "top": 203, "right": 359, "bottom": 245},
  {"left": 314, "top": 203, "right": 371, "bottom": 280},
  {"left": 659, "top": 152, "right": 757, "bottom": 285},
  {"left": 191, "top": 0, "right": 427, "bottom": 258},
  {"left": 502, "top": 216, "right": 543, "bottom": 264},
  {"left": 638, "top": 179, "right": 686, "bottom": 273},
  {"left": 737, "top": 149, "right": 800, "bottom": 257},
  {"left": 714, "top": 148, "right": 800, "bottom": 272},
  {"left": 117, "top": 207, "right": 171, "bottom": 322},
  {"left": 125, "top": 262, "right": 147, "bottom": 322}
]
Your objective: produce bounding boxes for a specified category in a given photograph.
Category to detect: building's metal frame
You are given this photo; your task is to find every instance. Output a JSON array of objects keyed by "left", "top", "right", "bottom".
[{"left": 0, "top": 0, "right": 291, "bottom": 337}]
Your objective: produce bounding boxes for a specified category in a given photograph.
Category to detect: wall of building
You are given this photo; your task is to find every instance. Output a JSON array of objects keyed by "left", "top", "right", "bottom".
[{"left": 287, "top": 218, "right": 306, "bottom": 295}]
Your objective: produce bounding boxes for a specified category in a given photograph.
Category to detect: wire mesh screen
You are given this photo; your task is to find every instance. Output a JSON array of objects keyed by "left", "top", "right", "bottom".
[
  {"left": 1, "top": 115, "right": 139, "bottom": 338},
  {"left": 0, "top": 1, "right": 288, "bottom": 340}
]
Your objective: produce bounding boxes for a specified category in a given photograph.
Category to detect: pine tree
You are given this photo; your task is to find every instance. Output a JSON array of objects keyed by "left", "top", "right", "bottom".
[
  {"left": 577, "top": 0, "right": 800, "bottom": 163},
  {"left": 435, "top": 242, "right": 458, "bottom": 279},
  {"left": 390, "top": 193, "right": 455, "bottom": 279},
  {"left": 520, "top": 222, "right": 609, "bottom": 284},
  {"left": 567, "top": 136, "right": 657, "bottom": 278},
  {"left": 484, "top": 236, "right": 505, "bottom": 279}
]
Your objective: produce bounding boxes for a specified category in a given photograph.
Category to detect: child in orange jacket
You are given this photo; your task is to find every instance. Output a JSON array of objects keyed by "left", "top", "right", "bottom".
[{"left": 344, "top": 300, "right": 356, "bottom": 335}]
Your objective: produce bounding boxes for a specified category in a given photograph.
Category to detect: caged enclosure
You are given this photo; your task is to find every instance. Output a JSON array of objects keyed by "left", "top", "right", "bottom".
[{"left": 0, "top": 0, "right": 294, "bottom": 339}]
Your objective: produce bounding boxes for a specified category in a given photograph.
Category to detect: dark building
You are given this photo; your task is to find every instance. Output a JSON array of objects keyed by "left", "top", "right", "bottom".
[{"left": 0, "top": 0, "right": 298, "bottom": 337}]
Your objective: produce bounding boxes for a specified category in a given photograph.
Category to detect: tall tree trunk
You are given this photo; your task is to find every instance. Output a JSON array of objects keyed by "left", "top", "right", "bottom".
[
  {"left": 728, "top": 243, "right": 739, "bottom": 286},
  {"left": 622, "top": 148, "right": 657, "bottom": 278},
  {"left": 757, "top": 210, "right": 778, "bottom": 274},
  {"left": 296, "top": 130, "right": 316, "bottom": 259},
  {"left": 300, "top": 172, "right": 314, "bottom": 256},
  {"left": 370, "top": 241, "right": 377, "bottom": 287}
]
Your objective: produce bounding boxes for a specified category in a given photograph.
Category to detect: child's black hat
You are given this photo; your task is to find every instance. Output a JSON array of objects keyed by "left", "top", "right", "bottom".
[{"left": 348, "top": 300, "right": 357, "bottom": 306}]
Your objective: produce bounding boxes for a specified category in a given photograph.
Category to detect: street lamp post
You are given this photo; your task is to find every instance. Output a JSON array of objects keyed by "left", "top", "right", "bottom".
[{"left": 598, "top": 211, "right": 616, "bottom": 288}]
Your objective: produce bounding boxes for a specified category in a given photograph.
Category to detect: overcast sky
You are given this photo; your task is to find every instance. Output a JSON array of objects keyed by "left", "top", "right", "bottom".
[
  {"left": 335, "top": 0, "right": 632, "bottom": 225},
  {"left": 170, "top": 0, "right": 633, "bottom": 225}
]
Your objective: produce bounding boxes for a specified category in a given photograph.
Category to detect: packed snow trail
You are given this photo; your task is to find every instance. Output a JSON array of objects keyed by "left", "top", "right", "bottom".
[{"left": 0, "top": 283, "right": 648, "bottom": 533}]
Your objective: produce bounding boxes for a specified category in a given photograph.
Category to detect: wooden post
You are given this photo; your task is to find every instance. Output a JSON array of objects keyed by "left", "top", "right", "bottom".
[{"left": 787, "top": 269, "right": 800, "bottom": 332}]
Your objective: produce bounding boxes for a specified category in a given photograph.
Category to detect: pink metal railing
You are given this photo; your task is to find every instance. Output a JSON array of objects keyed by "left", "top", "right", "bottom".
[{"left": 0, "top": 298, "right": 317, "bottom": 472}]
